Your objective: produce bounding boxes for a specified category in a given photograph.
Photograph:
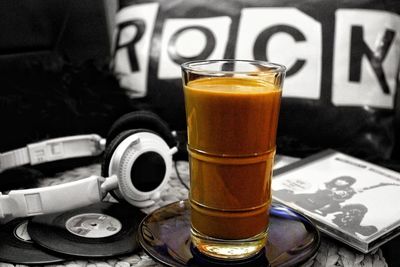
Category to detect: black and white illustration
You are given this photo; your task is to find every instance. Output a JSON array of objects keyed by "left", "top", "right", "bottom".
[
  {"left": 272, "top": 150, "right": 400, "bottom": 252},
  {"left": 332, "top": 204, "right": 378, "bottom": 237}
]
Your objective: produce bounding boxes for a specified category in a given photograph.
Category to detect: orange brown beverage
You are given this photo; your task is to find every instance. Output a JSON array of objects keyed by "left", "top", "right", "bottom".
[{"left": 181, "top": 60, "right": 285, "bottom": 260}]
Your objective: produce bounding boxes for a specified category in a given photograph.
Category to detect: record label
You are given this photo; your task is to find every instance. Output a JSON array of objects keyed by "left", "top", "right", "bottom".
[
  {"left": 65, "top": 213, "right": 122, "bottom": 238},
  {"left": 14, "top": 221, "right": 33, "bottom": 243}
]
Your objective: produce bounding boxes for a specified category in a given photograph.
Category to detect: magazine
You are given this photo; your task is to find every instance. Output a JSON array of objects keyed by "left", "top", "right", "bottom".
[{"left": 272, "top": 149, "right": 400, "bottom": 253}]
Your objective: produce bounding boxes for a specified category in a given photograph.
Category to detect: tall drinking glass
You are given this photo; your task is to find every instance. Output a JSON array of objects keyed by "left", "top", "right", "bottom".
[
  {"left": 181, "top": 60, "right": 286, "bottom": 260},
  {"left": 181, "top": 60, "right": 285, "bottom": 260}
]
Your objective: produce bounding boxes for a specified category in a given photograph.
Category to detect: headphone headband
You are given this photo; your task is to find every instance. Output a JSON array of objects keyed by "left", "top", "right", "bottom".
[
  {"left": 0, "top": 134, "right": 105, "bottom": 173},
  {"left": 0, "top": 175, "right": 105, "bottom": 219}
]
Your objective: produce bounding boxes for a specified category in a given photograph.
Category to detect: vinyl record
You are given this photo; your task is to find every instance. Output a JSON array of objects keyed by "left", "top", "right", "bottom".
[
  {"left": 0, "top": 218, "right": 66, "bottom": 264},
  {"left": 28, "top": 202, "right": 146, "bottom": 258}
]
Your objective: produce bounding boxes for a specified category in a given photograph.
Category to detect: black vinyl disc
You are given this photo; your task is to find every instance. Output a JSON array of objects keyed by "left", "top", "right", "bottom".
[
  {"left": 0, "top": 218, "right": 66, "bottom": 264},
  {"left": 28, "top": 202, "right": 146, "bottom": 258}
]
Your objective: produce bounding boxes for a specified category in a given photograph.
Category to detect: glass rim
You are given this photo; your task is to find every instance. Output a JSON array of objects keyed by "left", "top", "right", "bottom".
[{"left": 181, "top": 59, "right": 286, "bottom": 75}]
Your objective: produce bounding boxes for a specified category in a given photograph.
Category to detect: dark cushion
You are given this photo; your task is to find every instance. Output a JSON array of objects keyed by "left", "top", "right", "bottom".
[{"left": 0, "top": 0, "right": 133, "bottom": 152}]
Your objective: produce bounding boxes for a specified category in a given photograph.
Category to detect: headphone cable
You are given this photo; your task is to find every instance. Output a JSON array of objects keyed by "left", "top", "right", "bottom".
[{"left": 174, "top": 161, "right": 189, "bottom": 190}]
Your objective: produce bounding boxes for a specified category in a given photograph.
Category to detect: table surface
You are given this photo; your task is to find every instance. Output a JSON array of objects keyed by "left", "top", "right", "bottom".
[{"left": 0, "top": 160, "right": 389, "bottom": 267}]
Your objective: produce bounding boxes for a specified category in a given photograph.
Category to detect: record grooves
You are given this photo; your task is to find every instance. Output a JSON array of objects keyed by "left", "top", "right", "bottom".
[
  {"left": 28, "top": 202, "right": 146, "bottom": 258},
  {"left": 0, "top": 218, "right": 66, "bottom": 264}
]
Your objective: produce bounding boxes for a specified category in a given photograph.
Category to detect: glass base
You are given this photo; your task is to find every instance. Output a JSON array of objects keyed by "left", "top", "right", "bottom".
[{"left": 191, "top": 227, "right": 267, "bottom": 261}]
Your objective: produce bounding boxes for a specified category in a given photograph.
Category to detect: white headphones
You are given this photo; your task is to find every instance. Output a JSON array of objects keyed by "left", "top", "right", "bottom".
[{"left": 0, "top": 111, "right": 178, "bottom": 220}]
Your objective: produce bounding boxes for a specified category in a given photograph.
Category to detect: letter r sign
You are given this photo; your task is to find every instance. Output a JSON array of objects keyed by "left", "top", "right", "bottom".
[{"left": 113, "top": 3, "right": 159, "bottom": 97}]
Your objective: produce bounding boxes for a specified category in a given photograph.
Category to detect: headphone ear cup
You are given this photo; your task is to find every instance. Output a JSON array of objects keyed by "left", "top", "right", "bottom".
[
  {"left": 101, "top": 129, "right": 140, "bottom": 202},
  {"left": 107, "top": 110, "right": 176, "bottom": 148},
  {"left": 101, "top": 129, "right": 174, "bottom": 208}
]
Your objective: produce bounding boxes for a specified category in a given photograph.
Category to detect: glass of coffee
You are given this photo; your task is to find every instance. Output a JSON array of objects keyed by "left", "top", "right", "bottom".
[{"left": 181, "top": 59, "right": 286, "bottom": 260}]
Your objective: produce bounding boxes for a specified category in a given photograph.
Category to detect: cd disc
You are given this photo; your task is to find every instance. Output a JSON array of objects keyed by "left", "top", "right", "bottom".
[
  {"left": 28, "top": 202, "right": 146, "bottom": 258},
  {"left": 0, "top": 218, "right": 65, "bottom": 264}
]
